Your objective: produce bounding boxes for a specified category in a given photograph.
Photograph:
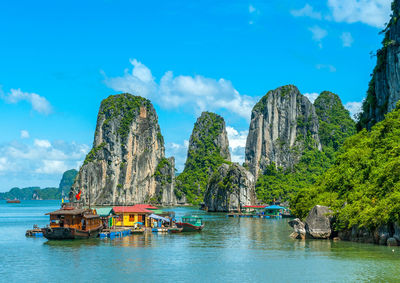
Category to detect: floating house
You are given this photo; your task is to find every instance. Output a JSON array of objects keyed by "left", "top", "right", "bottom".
[
  {"left": 96, "top": 207, "right": 114, "bottom": 228},
  {"left": 263, "top": 205, "right": 286, "bottom": 218},
  {"left": 112, "top": 204, "right": 157, "bottom": 228}
]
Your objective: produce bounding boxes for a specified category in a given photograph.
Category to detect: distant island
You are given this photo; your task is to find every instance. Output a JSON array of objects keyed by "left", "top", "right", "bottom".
[{"left": 0, "top": 169, "right": 77, "bottom": 200}]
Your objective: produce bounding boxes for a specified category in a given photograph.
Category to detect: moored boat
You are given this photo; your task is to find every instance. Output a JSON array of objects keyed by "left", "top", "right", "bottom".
[
  {"left": 168, "top": 227, "right": 183, "bottom": 233},
  {"left": 176, "top": 215, "right": 204, "bottom": 232},
  {"left": 42, "top": 207, "right": 102, "bottom": 240},
  {"left": 6, "top": 199, "right": 21, "bottom": 203}
]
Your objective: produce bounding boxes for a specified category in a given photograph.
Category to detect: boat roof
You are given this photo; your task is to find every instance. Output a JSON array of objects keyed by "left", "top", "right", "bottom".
[
  {"left": 182, "top": 215, "right": 202, "bottom": 218},
  {"left": 265, "top": 205, "right": 285, "bottom": 210},
  {"left": 45, "top": 208, "right": 87, "bottom": 216}
]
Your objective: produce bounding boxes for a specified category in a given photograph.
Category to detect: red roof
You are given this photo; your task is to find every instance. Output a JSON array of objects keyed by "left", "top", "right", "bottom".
[
  {"left": 112, "top": 206, "right": 152, "bottom": 213},
  {"left": 134, "top": 204, "right": 158, "bottom": 209},
  {"left": 243, "top": 205, "right": 266, "bottom": 208}
]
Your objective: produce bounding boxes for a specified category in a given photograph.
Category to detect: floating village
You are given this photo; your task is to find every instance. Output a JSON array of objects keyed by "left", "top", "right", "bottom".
[{"left": 24, "top": 200, "right": 291, "bottom": 240}]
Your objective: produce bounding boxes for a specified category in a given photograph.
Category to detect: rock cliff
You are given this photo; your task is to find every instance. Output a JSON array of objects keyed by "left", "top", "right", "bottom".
[
  {"left": 245, "top": 85, "right": 321, "bottom": 179},
  {"left": 176, "top": 112, "right": 231, "bottom": 204},
  {"left": 71, "top": 93, "right": 177, "bottom": 205},
  {"left": 314, "top": 91, "right": 356, "bottom": 151},
  {"left": 204, "top": 163, "right": 256, "bottom": 212},
  {"left": 358, "top": 0, "right": 400, "bottom": 129}
]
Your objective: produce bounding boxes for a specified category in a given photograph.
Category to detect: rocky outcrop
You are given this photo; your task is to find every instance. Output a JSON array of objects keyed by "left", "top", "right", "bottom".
[
  {"left": 358, "top": 0, "right": 400, "bottom": 129},
  {"left": 338, "top": 223, "right": 400, "bottom": 246},
  {"left": 288, "top": 205, "right": 332, "bottom": 239},
  {"left": 245, "top": 85, "right": 321, "bottom": 178},
  {"left": 59, "top": 169, "right": 78, "bottom": 195},
  {"left": 71, "top": 93, "right": 177, "bottom": 206},
  {"left": 204, "top": 163, "right": 255, "bottom": 212},
  {"left": 314, "top": 91, "right": 356, "bottom": 151},
  {"left": 154, "top": 157, "right": 177, "bottom": 206},
  {"left": 288, "top": 218, "right": 306, "bottom": 239},
  {"left": 176, "top": 112, "right": 231, "bottom": 203},
  {"left": 304, "top": 205, "right": 333, "bottom": 239}
]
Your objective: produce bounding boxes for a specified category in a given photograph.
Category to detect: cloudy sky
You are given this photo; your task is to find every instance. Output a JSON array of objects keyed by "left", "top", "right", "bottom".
[{"left": 0, "top": 0, "right": 392, "bottom": 191}]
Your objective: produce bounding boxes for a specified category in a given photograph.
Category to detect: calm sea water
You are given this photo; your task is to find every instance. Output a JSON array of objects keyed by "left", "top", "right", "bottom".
[{"left": 0, "top": 200, "right": 399, "bottom": 283}]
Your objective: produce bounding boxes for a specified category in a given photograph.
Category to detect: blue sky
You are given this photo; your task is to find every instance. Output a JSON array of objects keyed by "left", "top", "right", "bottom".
[{"left": 0, "top": 0, "right": 392, "bottom": 191}]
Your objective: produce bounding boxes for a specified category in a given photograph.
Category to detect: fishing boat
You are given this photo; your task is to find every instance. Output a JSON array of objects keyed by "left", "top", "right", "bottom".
[
  {"left": 42, "top": 207, "right": 102, "bottom": 240},
  {"left": 6, "top": 199, "right": 20, "bottom": 203},
  {"left": 176, "top": 215, "right": 204, "bottom": 232}
]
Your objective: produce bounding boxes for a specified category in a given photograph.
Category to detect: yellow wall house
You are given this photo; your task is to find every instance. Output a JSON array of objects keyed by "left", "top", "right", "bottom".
[{"left": 112, "top": 205, "right": 154, "bottom": 227}]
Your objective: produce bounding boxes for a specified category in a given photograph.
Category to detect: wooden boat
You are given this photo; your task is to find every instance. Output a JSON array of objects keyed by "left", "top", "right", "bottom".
[
  {"left": 6, "top": 199, "right": 20, "bottom": 203},
  {"left": 42, "top": 207, "right": 102, "bottom": 240},
  {"left": 168, "top": 227, "right": 183, "bottom": 233},
  {"left": 176, "top": 215, "right": 204, "bottom": 232},
  {"left": 26, "top": 225, "right": 43, "bottom": 237}
]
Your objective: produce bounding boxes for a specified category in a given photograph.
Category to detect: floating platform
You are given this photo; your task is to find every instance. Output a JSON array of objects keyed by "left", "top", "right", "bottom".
[
  {"left": 100, "top": 228, "right": 132, "bottom": 239},
  {"left": 227, "top": 213, "right": 283, "bottom": 219},
  {"left": 26, "top": 225, "right": 43, "bottom": 237}
]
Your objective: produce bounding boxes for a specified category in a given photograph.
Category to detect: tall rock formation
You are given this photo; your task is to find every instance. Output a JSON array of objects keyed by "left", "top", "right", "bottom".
[
  {"left": 176, "top": 112, "right": 231, "bottom": 204},
  {"left": 71, "top": 93, "right": 177, "bottom": 205},
  {"left": 59, "top": 169, "right": 78, "bottom": 195},
  {"left": 314, "top": 91, "right": 356, "bottom": 151},
  {"left": 358, "top": 1, "right": 400, "bottom": 129},
  {"left": 245, "top": 85, "right": 321, "bottom": 179},
  {"left": 204, "top": 163, "right": 256, "bottom": 212}
]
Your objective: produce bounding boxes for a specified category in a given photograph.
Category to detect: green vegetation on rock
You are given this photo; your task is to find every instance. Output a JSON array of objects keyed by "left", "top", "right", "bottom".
[
  {"left": 255, "top": 91, "right": 354, "bottom": 204},
  {"left": 100, "top": 93, "right": 152, "bottom": 144},
  {"left": 176, "top": 112, "right": 230, "bottom": 204},
  {"left": 83, "top": 142, "right": 106, "bottom": 165},
  {"left": 291, "top": 103, "right": 400, "bottom": 230}
]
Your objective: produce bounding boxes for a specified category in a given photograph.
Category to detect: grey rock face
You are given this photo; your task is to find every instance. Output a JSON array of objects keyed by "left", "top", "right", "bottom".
[
  {"left": 154, "top": 157, "right": 177, "bottom": 206},
  {"left": 245, "top": 85, "right": 321, "bottom": 178},
  {"left": 71, "top": 93, "right": 177, "bottom": 205},
  {"left": 288, "top": 218, "right": 306, "bottom": 239},
  {"left": 305, "top": 205, "right": 333, "bottom": 239},
  {"left": 204, "top": 163, "right": 255, "bottom": 212},
  {"left": 359, "top": 0, "right": 400, "bottom": 128}
]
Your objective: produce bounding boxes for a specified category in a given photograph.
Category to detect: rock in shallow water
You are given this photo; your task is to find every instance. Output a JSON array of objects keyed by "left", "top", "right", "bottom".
[{"left": 305, "top": 205, "right": 333, "bottom": 239}]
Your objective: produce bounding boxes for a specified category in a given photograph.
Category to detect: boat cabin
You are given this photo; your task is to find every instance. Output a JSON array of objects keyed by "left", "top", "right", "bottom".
[
  {"left": 181, "top": 216, "right": 203, "bottom": 226},
  {"left": 45, "top": 208, "right": 101, "bottom": 231},
  {"left": 263, "top": 205, "right": 286, "bottom": 218}
]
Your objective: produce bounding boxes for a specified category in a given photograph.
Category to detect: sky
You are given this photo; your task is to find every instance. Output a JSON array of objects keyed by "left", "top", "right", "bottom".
[{"left": 0, "top": 0, "right": 392, "bottom": 191}]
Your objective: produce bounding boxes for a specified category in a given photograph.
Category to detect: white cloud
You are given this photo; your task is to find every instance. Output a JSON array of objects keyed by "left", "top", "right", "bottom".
[
  {"left": 35, "top": 160, "right": 68, "bottom": 174},
  {"left": 104, "top": 59, "right": 256, "bottom": 121},
  {"left": 327, "top": 0, "right": 391, "bottom": 28},
  {"left": 20, "top": 130, "right": 30, "bottom": 139},
  {"left": 309, "top": 25, "right": 328, "bottom": 48},
  {"left": 291, "top": 4, "right": 322, "bottom": 19},
  {"left": 3, "top": 88, "right": 52, "bottom": 114},
  {"left": 341, "top": 32, "right": 354, "bottom": 47},
  {"left": 316, "top": 64, "right": 337, "bottom": 72},
  {"left": 303, "top": 92, "right": 320, "bottom": 103},
  {"left": 34, "top": 139, "right": 51, "bottom": 148},
  {"left": 226, "top": 126, "right": 248, "bottom": 164},
  {"left": 344, "top": 101, "right": 363, "bottom": 119},
  {"left": 249, "top": 4, "right": 256, "bottom": 13}
]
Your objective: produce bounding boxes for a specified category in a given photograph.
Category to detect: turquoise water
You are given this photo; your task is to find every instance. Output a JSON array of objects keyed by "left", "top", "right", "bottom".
[{"left": 1, "top": 200, "right": 400, "bottom": 283}]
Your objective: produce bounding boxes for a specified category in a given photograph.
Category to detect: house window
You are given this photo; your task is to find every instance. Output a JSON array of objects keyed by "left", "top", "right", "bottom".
[
  {"left": 138, "top": 215, "right": 143, "bottom": 222},
  {"left": 129, "top": 214, "right": 135, "bottom": 222}
]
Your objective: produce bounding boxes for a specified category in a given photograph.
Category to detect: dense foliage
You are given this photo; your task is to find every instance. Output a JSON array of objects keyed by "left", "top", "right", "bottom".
[
  {"left": 0, "top": 186, "right": 60, "bottom": 200},
  {"left": 176, "top": 112, "right": 230, "bottom": 204},
  {"left": 100, "top": 93, "right": 152, "bottom": 144},
  {"left": 291, "top": 103, "right": 400, "bottom": 230},
  {"left": 255, "top": 91, "right": 354, "bottom": 204}
]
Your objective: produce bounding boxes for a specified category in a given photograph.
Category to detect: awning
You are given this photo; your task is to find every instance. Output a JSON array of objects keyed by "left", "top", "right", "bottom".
[
  {"left": 149, "top": 214, "right": 170, "bottom": 222},
  {"left": 265, "top": 205, "right": 285, "bottom": 210}
]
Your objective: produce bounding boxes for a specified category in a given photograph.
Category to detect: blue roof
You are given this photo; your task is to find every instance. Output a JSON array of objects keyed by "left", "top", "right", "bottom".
[
  {"left": 265, "top": 205, "right": 285, "bottom": 210},
  {"left": 149, "top": 214, "right": 170, "bottom": 222}
]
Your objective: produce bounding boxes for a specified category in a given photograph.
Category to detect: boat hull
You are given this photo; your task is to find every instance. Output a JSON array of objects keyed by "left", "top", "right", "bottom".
[
  {"left": 176, "top": 222, "right": 204, "bottom": 232},
  {"left": 6, "top": 200, "right": 20, "bottom": 203},
  {"left": 42, "top": 226, "right": 102, "bottom": 240}
]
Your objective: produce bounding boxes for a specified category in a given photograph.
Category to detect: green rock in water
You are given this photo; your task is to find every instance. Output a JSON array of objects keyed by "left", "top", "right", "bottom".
[{"left": 176, "top": 112, "right": 231, "bottom": 204}]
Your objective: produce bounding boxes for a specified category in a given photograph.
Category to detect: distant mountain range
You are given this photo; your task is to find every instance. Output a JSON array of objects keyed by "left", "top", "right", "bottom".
[{"left": 0, "top": 169, "right": 78, "bottom": 200}]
